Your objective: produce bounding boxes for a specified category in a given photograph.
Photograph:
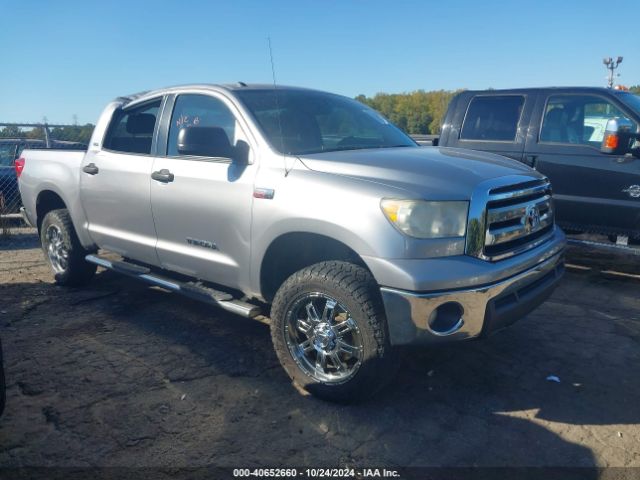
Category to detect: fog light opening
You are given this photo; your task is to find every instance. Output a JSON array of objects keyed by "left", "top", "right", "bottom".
[{"left": 428, "top": 302, "right": 464, "bottom": 336}]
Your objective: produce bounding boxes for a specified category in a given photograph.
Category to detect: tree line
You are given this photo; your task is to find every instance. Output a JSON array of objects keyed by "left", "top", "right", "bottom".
[
  {"left": 356, "top": 89, "right": 461, "bottom": 134},
  {"left": 1, "top": 84, "right": 638, "bottom": 142},
  {"left": 0, "top": 124, "right": 95, "bottom": 145}
]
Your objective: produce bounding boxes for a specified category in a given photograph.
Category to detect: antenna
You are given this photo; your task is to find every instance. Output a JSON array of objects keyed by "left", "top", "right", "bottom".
[
  {"left": 268, "top": 37, "right": 291, "bottom": 176},
  {"left": 268, "top": 36, "right": 278, "bottom": 87}
]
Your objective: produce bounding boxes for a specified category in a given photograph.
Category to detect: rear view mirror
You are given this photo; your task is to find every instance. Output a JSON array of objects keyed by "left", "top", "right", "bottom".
[
  {"left": 601, "top": 117, "right": 634, "bottom": 155},
  {"left": 177, "top": 126, "right": 234, "bottom": 158}
]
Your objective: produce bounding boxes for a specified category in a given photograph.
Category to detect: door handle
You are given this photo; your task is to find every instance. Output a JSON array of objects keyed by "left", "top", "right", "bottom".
[
  {"left": 82, "top": 163, "right": 99, "bottom": 175},
  {"left": 151, "top": 169, "right": 174, "bottom": 183}
]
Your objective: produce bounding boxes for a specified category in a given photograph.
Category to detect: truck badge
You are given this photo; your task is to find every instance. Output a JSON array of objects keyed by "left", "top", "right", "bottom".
[
  {"left": 622, "top": 185, "right": 640, "bottom": 199},
  {"left": 524, "top": 205, "right": 541, "bottom": 232},
  {"left": 187, "top": 238, "right": 218, "bottom": 250}
]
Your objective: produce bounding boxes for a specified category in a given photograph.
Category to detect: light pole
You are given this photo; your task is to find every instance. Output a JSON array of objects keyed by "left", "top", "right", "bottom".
[{"left": 603, "top": 56, "right": 623, "bottom": 88}]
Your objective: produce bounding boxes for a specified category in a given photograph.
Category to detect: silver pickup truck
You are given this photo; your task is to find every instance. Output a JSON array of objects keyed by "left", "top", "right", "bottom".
[{"left": 18, "top": 84, "right": 565, "bottom": 402}]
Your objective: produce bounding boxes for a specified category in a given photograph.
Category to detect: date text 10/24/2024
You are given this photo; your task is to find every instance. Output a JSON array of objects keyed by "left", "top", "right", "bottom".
[{"left": 232, "top": 468, "right": 400, "bottom": 478}]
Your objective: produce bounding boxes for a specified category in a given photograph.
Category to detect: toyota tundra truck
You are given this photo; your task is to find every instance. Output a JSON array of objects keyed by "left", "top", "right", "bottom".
[{"left": 17, "top": 84, "right": 565, "bottom": 402}]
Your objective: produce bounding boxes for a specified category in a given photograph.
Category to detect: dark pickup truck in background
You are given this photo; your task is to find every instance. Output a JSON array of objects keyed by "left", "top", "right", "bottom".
[{"left": 435, "top": 87, "right": 640, "bottom": 241}]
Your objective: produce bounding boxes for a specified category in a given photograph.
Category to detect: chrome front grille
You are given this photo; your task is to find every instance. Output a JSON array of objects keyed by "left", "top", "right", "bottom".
[{"left": 466, "top": 177, "right": 555, "bottom": 261}]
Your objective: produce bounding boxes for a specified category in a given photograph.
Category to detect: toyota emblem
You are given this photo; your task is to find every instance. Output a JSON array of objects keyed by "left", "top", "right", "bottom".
[{"left": 524, "top": 205, "right": 541, "bottom": 232}]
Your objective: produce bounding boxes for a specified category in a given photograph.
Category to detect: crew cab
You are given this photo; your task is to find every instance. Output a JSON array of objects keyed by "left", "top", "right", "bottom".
[
  {"left": 18, "top": 84, "right": 565, "bottom": 402},
  {"left": 437, "top": 87, "right": 640, "bottom": 241}
]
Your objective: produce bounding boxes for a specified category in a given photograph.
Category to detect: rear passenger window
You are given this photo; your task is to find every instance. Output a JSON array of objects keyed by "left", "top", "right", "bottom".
[
  {"left": 103, "top": 99, "right": 162, "bottom": 155},
  {"left": 460, "top": 96, "right": 524, "bottom": 141}
]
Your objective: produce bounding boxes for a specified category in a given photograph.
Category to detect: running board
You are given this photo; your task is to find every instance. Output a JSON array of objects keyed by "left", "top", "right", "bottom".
[
  {"left": 85, "top": 254, "right": 261, "bottom": 318},
  {"left": 567, "top": 239, "right": 640, "bottom": 256}
]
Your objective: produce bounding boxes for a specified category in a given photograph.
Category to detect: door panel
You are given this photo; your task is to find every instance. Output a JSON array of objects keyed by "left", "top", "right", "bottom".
[
  {"left": 80, "top": 150, "right": 160, "bottom": 265},
  {"left": 150, "top": 158, "right": 254, "bottom": 286},
  {"left": 531, "top": 151, "right": 640, "bottom": 232},
  {"left": 525, "top": 93, "right": 640, "bottom": 234},
  {"left": 150, "top": 92, "right": 255, "bottom": 289},
  {"left": 80, "top": 98, "right": 163, "bottom": 265}
]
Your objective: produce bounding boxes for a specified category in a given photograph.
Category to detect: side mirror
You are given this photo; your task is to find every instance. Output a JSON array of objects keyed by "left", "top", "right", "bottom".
[
  {"left": 177, "top": 126, "right": 234, "bottom": 158},
  {"left": 601, "top": 117, "right": 633, "bottom": 155},
  {"left": 234, "top": 140, "right": 250, "bottom": 167}
]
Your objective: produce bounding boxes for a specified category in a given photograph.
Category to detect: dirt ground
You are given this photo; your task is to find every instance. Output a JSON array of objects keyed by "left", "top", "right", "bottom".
[{"left": 1, "top": 229, "right": 639, "bottom": 472}]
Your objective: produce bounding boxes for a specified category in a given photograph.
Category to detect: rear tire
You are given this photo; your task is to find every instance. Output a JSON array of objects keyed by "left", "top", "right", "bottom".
[
  {"left": 40, "top": 209, "right": 96, "bottom": 286},
  {"left": 270, "top": 261, "right": 397, "bottom": 403}
]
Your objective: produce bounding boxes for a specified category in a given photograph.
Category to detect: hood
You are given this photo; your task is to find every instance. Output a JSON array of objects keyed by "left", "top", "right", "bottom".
[{"left": 299, "top": 146, "right": 540, "bottom": 200}]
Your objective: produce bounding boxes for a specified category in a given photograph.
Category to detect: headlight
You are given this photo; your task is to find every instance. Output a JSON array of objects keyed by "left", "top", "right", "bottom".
[{"left": 381, "top": 199, "right": 469, "bottom": 239}]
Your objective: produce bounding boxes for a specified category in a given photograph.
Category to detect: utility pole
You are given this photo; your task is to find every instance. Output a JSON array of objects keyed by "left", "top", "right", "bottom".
[{"left": 603, "top": 56, "right": 623, "bottom": 88}]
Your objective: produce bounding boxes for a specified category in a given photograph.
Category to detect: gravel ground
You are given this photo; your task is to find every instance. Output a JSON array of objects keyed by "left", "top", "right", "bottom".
[{"left": 1, "top": 229, "right": 639, "bottom": 472}]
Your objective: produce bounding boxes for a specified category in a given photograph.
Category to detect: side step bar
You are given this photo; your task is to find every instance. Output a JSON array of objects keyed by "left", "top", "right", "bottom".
[
  {"left": 567, "top": 238, "right": 640, "bottom": 256},
  {"left": 85, "top": 254, "right": 261, "bottom": 318}
]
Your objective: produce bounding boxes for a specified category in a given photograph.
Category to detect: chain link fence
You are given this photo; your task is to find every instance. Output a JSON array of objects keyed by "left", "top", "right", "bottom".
[
  {"left": 0, "top": 167, "right": 20, "bottom": 209},
  {"left": 0, "top": 124, "right": 91, "bottom": 236},
  {"left": 0, "top": 163, "right": 22, "bottom": 236}
]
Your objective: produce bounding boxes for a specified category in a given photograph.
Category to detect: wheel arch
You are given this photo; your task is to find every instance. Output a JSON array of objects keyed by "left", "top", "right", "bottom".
[
  {"left": 35, "top": 189, "right": 67, "bottom": 233},
  {"left": 259, "top": 232, "right": 372, "bottom": 303},
  {"left": 32, "top": 186, "right": 95, "bottom": 249}
]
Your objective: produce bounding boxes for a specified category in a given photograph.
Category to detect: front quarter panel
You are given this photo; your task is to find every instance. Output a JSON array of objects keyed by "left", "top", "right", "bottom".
[{"left": 249, "top": 161, "right": 410, "bottom": 297}]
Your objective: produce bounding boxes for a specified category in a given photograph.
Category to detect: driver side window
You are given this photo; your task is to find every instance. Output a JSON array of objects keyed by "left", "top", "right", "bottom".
[
  {"left": 167, "top": 94, "right": 237, "bottom": 157},
  {"left": 540, "top": 95, "right": 636, "bottom": 147}
]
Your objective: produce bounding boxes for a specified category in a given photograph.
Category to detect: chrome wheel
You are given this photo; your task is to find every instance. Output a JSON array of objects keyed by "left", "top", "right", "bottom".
[
  {"left": 45, "top": 224, "right": 68, "bottom": 274},
  {"left": 284, "top": 292, "right": 364, "bottom": 384}
]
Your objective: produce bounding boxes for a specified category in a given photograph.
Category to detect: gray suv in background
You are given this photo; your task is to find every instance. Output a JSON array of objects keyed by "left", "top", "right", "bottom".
[{"left": 18, "top": 84, "right": 565, "bottom": 402}]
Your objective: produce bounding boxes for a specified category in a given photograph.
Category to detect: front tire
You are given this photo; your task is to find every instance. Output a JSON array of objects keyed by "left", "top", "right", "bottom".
[
  {"left": 40, "top": 209, "right": 96, "bottom": 286},
  {"left": 270, "top": 261, "right": 397, "bottom": 403}
]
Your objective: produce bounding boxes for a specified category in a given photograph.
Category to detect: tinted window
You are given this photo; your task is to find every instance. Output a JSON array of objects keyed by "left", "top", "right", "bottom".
[
  {"left": 460, "top": 95, "right": 524, "bottom": 141},
  {"left": 540, "top": 95, "right": 637, "bottom": 146},
  {"left": 236, "top": 89, "right": 415, "bottom": 155},
  {"left": 103, "top": 100, "right": 161, "bottom": 154},
  {"left": 167, "top": 94, "right": 236, "bottom": 156}
]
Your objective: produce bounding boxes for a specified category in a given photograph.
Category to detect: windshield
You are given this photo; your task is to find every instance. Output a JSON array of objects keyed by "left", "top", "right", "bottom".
[
  {"left": 617, "top": 92, "right": 640, "bottom": 120},
  {"left": 236, "top": 89, "right": 416, "bottom": 155}
]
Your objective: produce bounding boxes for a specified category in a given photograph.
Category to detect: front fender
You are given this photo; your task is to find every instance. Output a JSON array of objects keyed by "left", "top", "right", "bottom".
[{"left": 247, "top": 167, "right": 407, "bottom": 297}]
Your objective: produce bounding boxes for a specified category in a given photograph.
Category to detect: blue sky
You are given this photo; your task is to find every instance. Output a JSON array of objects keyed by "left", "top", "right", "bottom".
[{"left": 1, "top": 0, "right": 638, "bottom": 124}]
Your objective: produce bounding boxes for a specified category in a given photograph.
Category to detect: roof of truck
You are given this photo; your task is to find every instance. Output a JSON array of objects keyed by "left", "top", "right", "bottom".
[
  {"left": 118, "top": 83, "right": 323, "bottom": 107},
  {"left": 462, "top": 86, "right": 630, "bottom": 95}
]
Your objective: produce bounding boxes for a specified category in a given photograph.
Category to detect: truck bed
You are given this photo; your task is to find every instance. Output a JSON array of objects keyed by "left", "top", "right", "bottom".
[{"left": 17, "top": 149, "right": 87, "bottom": 231}]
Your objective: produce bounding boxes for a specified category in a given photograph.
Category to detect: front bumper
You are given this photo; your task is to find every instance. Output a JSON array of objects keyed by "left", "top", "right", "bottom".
[{"left": 380, "top": 249, "right": 564, "bottom": 345}]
